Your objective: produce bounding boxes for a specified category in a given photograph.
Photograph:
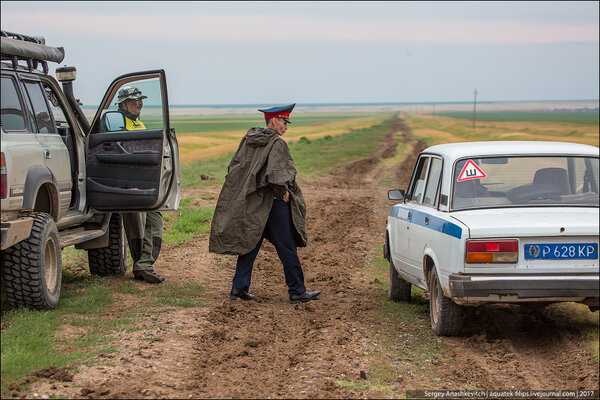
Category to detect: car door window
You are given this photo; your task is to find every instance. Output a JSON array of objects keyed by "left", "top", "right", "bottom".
[
  {"left": 23, "top": 81, "right": 56, "bottom": 134},
  {"left": 96, "top": 77, "right": 164, "bottom": 133},
  {"left": 408, "top": 156, "right": 430, "bottom": 203},
  {"left": 423, "top": 157, "right": 442, "bottom": 207},
  {"left": 1, "top": 76, "right": 27, "bottom": 132}
]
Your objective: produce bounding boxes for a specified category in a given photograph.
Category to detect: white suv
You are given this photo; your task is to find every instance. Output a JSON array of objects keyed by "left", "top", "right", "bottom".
[
  {"left": 385, "top": 141, "right": 599, "bottom": 336},
  {"left": 1, "top": 31, "right": 180, "bottom": 309}
]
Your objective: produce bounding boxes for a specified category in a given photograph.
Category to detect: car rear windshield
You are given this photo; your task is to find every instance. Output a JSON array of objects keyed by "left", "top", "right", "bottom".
[{"left": 452, "top": 156, "right": 599, "bottom": 210}]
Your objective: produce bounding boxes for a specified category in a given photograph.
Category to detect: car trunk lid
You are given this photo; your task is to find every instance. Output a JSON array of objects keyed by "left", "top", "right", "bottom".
[{"left": 451, "top": 207, "right": 599, "bottom": 238}]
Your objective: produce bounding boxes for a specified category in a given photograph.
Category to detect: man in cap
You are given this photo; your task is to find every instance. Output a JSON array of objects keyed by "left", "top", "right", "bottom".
[
  {"left": 116, "top": 86, "right": 147, "bottom": 130},
  {"left": 209, "top": 104, "right": 321, "bottom": 303},
  {"left": 116, "top": 86, "right": 165, "bottom": 284}
]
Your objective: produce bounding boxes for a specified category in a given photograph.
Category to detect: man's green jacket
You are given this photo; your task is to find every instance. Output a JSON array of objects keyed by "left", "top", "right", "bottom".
[{"left": 209, "top": 127, "right": 307, "bottom": 255}]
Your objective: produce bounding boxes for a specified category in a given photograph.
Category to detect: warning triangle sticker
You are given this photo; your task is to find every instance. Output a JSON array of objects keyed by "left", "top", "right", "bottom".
[{"left": 457, "top": 160, "right": 487, "bottom": 181}]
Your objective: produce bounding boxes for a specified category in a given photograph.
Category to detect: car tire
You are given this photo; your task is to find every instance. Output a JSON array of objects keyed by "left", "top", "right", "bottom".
[
  {"left": 389, "top": 259, "right": 411, "bottom": 302},
  {"left": 88, "top": 213, "right": 127, "bottom": 276},
  {"left": 589, "top": 306, "right": 599, "bottom": 312},
  {"left": 429, "top": 268, "right": 463, "bottom": 336},
  {"left": 2, "top": 212, "right": 62, "bottom": 310}
]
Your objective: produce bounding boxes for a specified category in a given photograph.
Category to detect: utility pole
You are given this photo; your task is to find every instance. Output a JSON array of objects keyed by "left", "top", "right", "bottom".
[{"left": 472, "top": 89, "right": 477, "bottom": 129}]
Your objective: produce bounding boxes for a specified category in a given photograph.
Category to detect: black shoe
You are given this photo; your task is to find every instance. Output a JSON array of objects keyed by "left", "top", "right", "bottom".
[
  {"left": 230, "top": 288, "right": 254, "bottom": 301},
  {"left": 290, "top": 290, "right": 321, "bottom": 304},
  {"left": 133, "top": 269, "right": 165, "bottom": 284}
]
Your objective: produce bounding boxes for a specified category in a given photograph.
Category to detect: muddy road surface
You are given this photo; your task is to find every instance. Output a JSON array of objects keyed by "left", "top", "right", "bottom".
[{"left": 15, "top": 118, "right": 599, "bottom": 399}]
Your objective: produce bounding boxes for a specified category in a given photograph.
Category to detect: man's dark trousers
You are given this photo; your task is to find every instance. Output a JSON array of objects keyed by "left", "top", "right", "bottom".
[{"left": 232, "top": 199, "right": 306, "bottom": 295}]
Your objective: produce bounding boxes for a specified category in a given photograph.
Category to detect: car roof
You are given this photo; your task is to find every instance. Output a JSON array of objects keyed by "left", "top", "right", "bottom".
[{"left": 423, "top": 141, "right": 599, "bottom": 160}]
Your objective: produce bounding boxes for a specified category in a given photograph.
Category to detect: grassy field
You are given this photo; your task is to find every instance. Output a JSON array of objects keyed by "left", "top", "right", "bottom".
[
  {"left": 405, "top": 113, "right": 599, "bottom": 147},
  {"left": 173, "top": 113, "right": 388, "bottom": 163},
  {"left": 436, "top": 111, "right": 599, "bottom": 125},
  {"left": 180, "top": 114, "right": 391, "bottom": 188}
]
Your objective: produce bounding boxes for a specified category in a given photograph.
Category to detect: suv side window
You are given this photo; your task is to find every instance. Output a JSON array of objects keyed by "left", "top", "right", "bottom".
[
  {"left": 23, "top": 81, "right": 57, "bottom": 134},
  {"left": 423, "top": 157, "right": 442, "bottom": 207},
  {"left": 42, "top": 83, "right": 68, "bottom": 128},
  {"left": 1, "top": 76, "right": 27, "bottom": 132},
  {"left": 408, "top": 156, "right": 430, "bottom": 203}
]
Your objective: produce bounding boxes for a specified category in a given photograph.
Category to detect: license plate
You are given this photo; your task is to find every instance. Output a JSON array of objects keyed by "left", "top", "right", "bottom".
[{"left": 524, "top": 243, "right": 599, "bottom": 260}]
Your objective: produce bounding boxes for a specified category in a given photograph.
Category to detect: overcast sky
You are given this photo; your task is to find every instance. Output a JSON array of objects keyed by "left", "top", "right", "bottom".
[{"left": 2, "top": 1, "right": 599, "bottom": 106}]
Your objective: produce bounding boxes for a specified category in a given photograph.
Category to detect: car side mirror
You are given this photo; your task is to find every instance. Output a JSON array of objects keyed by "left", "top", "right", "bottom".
[
  {"left": 101, "top": 111, "right": 126, "bottom": 132},
  {"left": 388, "top": 189, "right": 405, "bottom": 200}
]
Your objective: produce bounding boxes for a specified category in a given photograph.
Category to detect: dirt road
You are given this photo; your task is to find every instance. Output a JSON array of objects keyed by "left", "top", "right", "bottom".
[{"left": 17, "top": 117, "right": 599, "bottom": 399}]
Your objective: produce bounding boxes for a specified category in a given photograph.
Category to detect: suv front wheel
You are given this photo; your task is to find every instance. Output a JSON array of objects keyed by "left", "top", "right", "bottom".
[{"left": 2, "top": 212, "right": 62, "bottom": 310}]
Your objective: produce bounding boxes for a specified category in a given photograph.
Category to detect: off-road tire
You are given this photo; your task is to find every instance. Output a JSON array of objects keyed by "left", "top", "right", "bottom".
[
  {"left": 88, "top": 213, "right": 127, "bottom": 276},
  {"left": 429, "top": 268, "right": 463, "bottom": 336},
  {"left": 389, "top": 259, "right": 411, "bottom": 302},
  {"left": 2, "top": 212, "right": 62, "bottom": 310}
]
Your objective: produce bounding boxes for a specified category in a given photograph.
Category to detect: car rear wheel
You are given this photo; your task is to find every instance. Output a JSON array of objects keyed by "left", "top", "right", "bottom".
[
  {"left": 88, "top": 213, "right": 127, "bottom": 276},
  {"left": 2, "top": 212, "right": 62, "bottom": 310},
  {"left": 429, "top": 268, "right": 463, "bottom": 336},
  {"left": 389, "top": 259, "right": 411, "bottom": 302}
]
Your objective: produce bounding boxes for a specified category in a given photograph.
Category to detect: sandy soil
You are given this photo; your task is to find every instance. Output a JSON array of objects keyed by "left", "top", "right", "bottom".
[{"left": 11, "top": 116, "right": 599, "bottom": 399}]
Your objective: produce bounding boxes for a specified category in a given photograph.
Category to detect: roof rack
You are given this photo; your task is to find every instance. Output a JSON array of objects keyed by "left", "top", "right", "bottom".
[{"left": 1, "top": 30, "right": 65, "bottom": 74}]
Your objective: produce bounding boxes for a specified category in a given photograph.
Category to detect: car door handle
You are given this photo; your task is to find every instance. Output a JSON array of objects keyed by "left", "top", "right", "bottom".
[
  {"left": 425, "top": 216, "right": 430, "bottom": 225},
  {"left": 44, "top": 149, "right": 51, "bottom": 159}
]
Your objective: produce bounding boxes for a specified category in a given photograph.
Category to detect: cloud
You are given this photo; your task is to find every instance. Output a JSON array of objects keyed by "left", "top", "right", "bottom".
[{"left": 3, "top": 10, "right": 598, "bottom": 45}]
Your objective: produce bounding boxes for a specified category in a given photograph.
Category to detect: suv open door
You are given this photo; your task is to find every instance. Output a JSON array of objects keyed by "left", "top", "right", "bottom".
[{"left": 86, "top": 70, "right": 179, "bottom": 211}]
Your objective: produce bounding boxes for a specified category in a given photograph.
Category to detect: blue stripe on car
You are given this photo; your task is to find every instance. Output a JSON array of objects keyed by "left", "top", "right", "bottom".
[{"left": 389, "top": 206, "right": 462, "bottom": 239}]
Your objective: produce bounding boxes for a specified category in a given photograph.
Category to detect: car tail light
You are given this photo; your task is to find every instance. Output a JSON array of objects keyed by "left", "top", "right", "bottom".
[
  {"left": 466, "top": 240, "right": 518, "bottom": 263},
  {"left": 1, "top": 153, "right": 6, "bottom": 199}
]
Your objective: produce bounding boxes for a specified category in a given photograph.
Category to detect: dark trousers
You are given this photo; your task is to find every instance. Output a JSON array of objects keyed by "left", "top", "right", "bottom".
[{"left": 232, "top": 199, "right": 306, "bottom": 295}]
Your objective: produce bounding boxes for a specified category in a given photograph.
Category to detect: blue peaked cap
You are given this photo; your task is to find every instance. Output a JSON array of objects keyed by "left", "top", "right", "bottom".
[{"left": 258, "top": 103, "right": 296, "bottom": 123}]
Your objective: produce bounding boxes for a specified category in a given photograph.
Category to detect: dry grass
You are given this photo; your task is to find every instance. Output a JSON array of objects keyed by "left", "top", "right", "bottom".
[
  {"left": 178, "top": 115, "right": 388, "bottom": 164},
  {"left": 407, "top": 114, "right": 599, "bottom": 146}
]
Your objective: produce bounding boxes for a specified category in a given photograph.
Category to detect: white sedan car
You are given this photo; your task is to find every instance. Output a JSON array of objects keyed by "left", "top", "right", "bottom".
[{"left": 384, "top": 141, "right": 599, "bottom": 336}]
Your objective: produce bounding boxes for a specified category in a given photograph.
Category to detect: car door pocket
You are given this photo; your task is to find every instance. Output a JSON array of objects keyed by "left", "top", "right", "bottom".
[{"left": 86, "top": 178, "right": 157, "bottom": 208}]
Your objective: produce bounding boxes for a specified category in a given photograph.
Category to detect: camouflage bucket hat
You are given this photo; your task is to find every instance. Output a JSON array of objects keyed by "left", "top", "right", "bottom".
[{"left": 115, "top": 86, "right": 147, "bottom": 105}]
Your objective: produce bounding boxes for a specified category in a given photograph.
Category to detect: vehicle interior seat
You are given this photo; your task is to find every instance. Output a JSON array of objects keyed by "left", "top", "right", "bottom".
[
  {"left": 533, "top": 167, "right": 571, "bottom": 195},
  {"left": 454, "top": 179, "right": 490, "bottom": 198}
]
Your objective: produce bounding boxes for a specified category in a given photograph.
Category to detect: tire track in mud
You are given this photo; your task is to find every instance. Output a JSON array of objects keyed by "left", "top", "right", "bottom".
[{"left": 447, "top": 304, "right": 599, "bottom": 390}]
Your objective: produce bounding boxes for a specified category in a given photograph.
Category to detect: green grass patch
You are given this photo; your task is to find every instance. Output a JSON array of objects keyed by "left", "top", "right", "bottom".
[
  {"left": 162, "top": 198, "right": 215, "bottom": 245},
  {"left": 361, "top": 245, "right": 450, "bottom": 394},
  {"left": 1, "top": 256, "right": 207, "bottom": 395},
  {"left": 180, "top": 151, "right": 233, "bottom": 188},
  {"left": 436, "top": 111, "right": 599, "bottom": 125},
  {"left": 289, "top": 120, "right": 390, "bottom": 179},
  {"left": 0, "top": 276, "right": 118, "bottom": 394}
]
